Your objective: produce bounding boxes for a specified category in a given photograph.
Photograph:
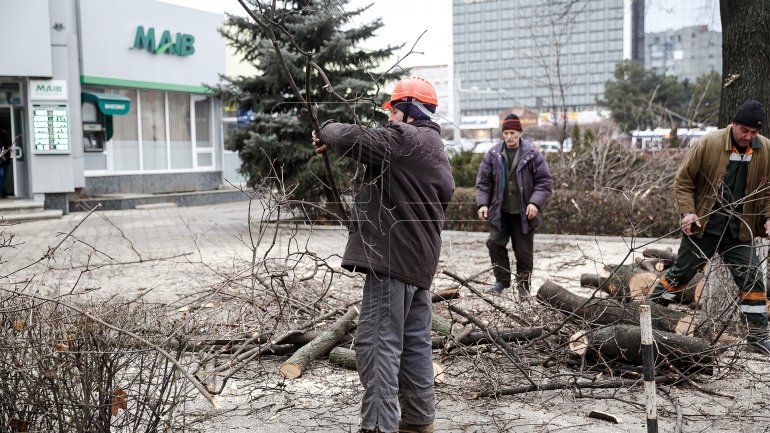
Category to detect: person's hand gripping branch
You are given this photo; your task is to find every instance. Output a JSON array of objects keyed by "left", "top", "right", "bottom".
[{"left": 311, "top": 130, "right": 330, "bottom": 154}]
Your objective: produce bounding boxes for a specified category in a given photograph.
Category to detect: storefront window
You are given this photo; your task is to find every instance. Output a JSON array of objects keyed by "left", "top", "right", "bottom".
[
  {"left": 110, "top": 89, "right": 139, "bottom": 170},
  {"left": 168, "top": 93, "right": 192, "bottom": 169},
  {"left": 140, "top": 90, "right": 167, "bottom": 170}
]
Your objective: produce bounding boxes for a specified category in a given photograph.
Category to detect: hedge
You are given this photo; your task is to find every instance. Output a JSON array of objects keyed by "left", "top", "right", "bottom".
[{"left": 444, "top": 187, "right": 680, "bottom": 238}]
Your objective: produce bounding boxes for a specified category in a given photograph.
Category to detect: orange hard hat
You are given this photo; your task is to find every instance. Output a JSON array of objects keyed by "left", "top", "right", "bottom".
[{"left": 382, "top": 76, "right": 439, "bottom": 109}]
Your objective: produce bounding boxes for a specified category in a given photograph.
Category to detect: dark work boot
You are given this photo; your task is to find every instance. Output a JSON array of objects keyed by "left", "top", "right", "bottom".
[
  {"left": 516, "top": 273, "right": 532, "bottom": 300},
  {"left": 398, "top": 420, "right": 434, "bottom": 433},
  {"left": 647, "top": 284, "right": 672, "bottom": 307},
  {"left": 748, "top": 337, "right": 770, "bottom": 355},
  {"left": 487, "top": 281, "right": 509, "bottom": 295}
]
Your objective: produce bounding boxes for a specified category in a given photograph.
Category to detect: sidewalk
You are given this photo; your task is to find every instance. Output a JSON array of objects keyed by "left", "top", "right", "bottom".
[{"left": 2, "top": 200, "right": 680, "bottom": 303}]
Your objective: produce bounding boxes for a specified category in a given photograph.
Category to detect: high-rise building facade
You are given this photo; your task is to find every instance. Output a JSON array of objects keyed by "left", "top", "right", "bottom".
[
  {"left": 645, "top": 25, "right": 722, "bottom": 84},
  {"left": 453, "top": 0, "right": 644, "bottom": 117}
]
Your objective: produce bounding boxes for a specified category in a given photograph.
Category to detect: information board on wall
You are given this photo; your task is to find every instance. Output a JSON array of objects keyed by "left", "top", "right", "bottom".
[{"left": 32, "top": 103, "right": 70, "bottom": 154}]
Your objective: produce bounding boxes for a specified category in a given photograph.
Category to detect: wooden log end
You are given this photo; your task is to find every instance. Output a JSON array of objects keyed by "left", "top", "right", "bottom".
[
  {"left": 588, "top": 409, "right": 622, "bottom": 424},
  {"left": 580, "top": 273, "right": 602, "bottom": 288},
  {"left": 675, "top": 316, "right": 695, "bottom": 336},
  {"left": 569, "top": 331, "right": 589, "bottom": 356},
  {"left": 278, "top": 362, "right": 303, "bottom": 379},
  {"left": 627, "top": 273, "right": 659, "bottom": 301},
  {"left": 433, "top": 361, "right": 445, "bottom": 384},
  {"left": 431, "top": 287, "right": 461, "bottom": 303}
]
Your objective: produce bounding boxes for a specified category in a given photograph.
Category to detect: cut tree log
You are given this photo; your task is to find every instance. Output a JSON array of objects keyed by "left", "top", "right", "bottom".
[
  {"left": 570, "top": 324, "right": 715, "bottom": 375},
  {"left": 537, "top": 281, "right": 694, "bottom": 335},
  {"left": 431, "top": 286, "right": 461, "bottom": 303},
  {"left": 328, "top": 346, "right": 357, "bottom": 370},
  {"left": 432, "top": 327, "right": 543, "bottom": 348},
  {"left": 623, "top": 272, "right": 705, "bottom": 306},
  {"left": 634, "top": 257, "right": 667, "bottom": 273},
  {"left": 581, "top": 269, "right": 658, "bottom": 302},
  {"left": 642, "top": 248, "right": 676, "bottom": 265},
  {"left": 432, "top": 310, "right": 463, "bottom": 338},
  {"left": 278, "top": 306, "right": 359, "bottom": 379}
]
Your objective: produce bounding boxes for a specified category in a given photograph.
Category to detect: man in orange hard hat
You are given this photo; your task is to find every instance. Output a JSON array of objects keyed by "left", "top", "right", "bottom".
[{"left": 312, "top": 76, "right": 454, "bottom": 433}]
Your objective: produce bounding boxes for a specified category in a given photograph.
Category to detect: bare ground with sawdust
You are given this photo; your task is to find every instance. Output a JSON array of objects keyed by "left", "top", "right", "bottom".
[{"left": 4, "top": 202, "right": 770, "bottom": 432}]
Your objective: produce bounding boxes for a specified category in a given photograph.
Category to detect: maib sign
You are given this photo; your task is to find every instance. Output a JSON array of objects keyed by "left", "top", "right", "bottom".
[
  {"left": 30, "top": 80, "right": 68, "bottom": 100},
  {"left": 132, "top": 26, "right": 195, "bottom": 56}
]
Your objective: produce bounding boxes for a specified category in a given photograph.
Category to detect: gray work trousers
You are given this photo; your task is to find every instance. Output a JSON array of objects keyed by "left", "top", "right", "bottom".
[{"left": 355, "top": 274, "right": 435, "bottom": 433}]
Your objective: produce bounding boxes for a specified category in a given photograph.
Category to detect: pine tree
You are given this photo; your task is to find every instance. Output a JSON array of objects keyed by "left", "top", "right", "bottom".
[{"left": 219, "top": 1, "right": 402, "bottom": 209}]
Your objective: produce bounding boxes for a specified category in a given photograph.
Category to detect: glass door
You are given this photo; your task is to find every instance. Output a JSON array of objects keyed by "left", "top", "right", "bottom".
[{"left": 11, "top": 106, "right": 27, "bottom": 198}]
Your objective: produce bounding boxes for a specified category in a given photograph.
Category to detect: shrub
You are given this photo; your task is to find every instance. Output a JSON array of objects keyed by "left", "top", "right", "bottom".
[
  {"left": 449, "top": 150, "right": 483, "bottom": 188},
  {"left": 444, "top": 187, "right": 679, "bottom": 238}
]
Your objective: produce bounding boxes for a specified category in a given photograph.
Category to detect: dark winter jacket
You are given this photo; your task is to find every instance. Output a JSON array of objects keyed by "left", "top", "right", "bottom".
[
  {"left": 475, "top": 140, "right": 553, "bottom": 233},
  {"left": 319, "top": 119, "right": 455, "bottom": 289}
]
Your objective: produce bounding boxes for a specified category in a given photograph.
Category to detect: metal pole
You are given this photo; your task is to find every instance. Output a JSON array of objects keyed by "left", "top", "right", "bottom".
[{"left": 640, "top": 304, "right": 658, "bottom": 433}]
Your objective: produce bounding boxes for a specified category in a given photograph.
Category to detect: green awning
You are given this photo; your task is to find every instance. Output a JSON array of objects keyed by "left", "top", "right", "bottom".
[{"left": 81, "top": 92, "right": 131, "bottom": 115}]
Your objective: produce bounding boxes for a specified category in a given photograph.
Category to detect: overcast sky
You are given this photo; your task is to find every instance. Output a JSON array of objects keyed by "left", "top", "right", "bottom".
[{"left": 161, "top": 0, "right": 722, "bottom": 68}]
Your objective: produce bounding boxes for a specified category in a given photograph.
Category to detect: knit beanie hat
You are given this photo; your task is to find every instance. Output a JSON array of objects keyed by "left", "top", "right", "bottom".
[
  {"left": 502, "top": 113, "right": 523, "bottom": 132},
  {"left": 733, "top": 100, "right": 766, "bottom": 129}
]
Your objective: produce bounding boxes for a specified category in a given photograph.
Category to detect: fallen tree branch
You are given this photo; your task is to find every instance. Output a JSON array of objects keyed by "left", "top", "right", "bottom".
[
  {"left": 474, "top": 375, "right": 674, "bottom": 399},
  {"left": 279, "top": 306, "right": 359, "bottom": 379}
]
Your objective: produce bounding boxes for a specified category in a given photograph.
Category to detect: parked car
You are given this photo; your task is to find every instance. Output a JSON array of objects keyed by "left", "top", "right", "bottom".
[
  {"left": 535, "top": 139, "right": 572, "bottom": 153},
  {"left": 443, "top": 138, "right": 476, "bottom": 157},
  {"left": 472, "top": 141, "right": 496, "bottom": 154}
]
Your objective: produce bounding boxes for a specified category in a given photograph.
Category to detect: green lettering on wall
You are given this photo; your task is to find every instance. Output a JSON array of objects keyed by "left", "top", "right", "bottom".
[
  {"left": 133, "top": 26, "right": 156, "bottom": 52},
  {"left": 132, "top": 26, "right": 195, "bottom": 56},
  {"left": 178, "top": 34, "right": 195, "bottom": 56}
]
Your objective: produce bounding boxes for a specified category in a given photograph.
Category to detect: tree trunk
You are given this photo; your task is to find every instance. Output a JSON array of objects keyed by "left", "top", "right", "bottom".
[
  {"left": 278, "top": 306, "right": 359, "bottom": 379},
  {"left": 570, "top": 324, "right": 715, "bottom": 375},
  {"left": 536, "top": 280, "right": 694, "bottom": 335},
  {"left": 719, "top": 0, "right": 770, "bottom": 133}
]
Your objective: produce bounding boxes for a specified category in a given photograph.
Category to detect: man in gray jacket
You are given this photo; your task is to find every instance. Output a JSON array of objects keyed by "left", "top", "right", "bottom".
[
  {"left": 312, "top": 76, "right": 454, "bottom": 433},
  {"left": 476, "top": 113, "right": 552, "bottom": 299}
]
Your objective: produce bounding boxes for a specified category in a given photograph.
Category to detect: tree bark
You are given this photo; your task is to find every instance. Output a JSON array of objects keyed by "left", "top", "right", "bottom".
[
  {"left": 328, "top": 347, "right": 357, "bottom": 370},
  {"left": 432, "top": 327, "right": 543, "bottom": 348},
  {"left": 537, "top": 280, "right": 694, "bottom": 335},
  {"left": 634, "top": 256, "right": 667, "bottom": 272},
  {"left": 581, "top": 268, "right": 659, "bottom": 302},
  {"left": 642, "top": 248, "right": 676, "bottom": 264},
  {"left": 474, "top": 375, "right": 675, "bottom": 398},
  {"left": 431, "top": 287, "right": 461, "bottom": 303},
  {"left": 278, "top": 306, "right": 359, "bottom": 379},
  {"left": 432, "top": 310, "right": 463, "bottom": 338},
  {"left": 719, "top": 0, "right": 770, "bottom": 133},
  {"left": 570, "top": 324, "right": 715, "bottom": 375}
]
